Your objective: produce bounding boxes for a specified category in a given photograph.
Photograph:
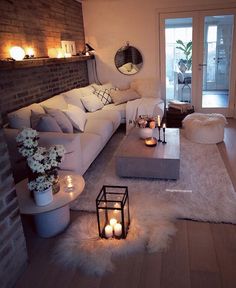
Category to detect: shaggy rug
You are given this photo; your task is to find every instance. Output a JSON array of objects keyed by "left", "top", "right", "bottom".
[{"left": 54, "top": 129, "right": 236, "bottom": 275}]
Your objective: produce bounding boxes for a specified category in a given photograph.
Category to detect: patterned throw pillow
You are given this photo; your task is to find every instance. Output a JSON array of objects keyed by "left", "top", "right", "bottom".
[{"left": 93, "top": 88, "right": 116, "bottom": 105}]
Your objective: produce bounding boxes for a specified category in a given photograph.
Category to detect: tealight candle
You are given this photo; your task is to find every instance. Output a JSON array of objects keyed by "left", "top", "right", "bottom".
[
  {"left": 105, "top": 225, "right": 113, "bottom": 238},
  {"left": 110, "top": 218, "right": 117, "bottom": 227},
  {"left": 114, "top": 223, "right": 122, "bottom": 237}
]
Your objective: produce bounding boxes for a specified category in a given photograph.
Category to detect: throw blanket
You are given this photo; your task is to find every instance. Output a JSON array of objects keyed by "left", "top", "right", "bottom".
[{"left": 126, "top": 98, "right": 164, "bottom": 134}]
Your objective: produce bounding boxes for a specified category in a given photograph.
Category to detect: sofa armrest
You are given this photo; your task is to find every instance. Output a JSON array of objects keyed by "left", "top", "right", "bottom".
[{"left": 4, "top": 129, "right": 83, "bottom": 182}]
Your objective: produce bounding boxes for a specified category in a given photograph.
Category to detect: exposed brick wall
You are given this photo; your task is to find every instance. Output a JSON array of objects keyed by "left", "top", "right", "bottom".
[
  {"left": 0, "top": 0, "right": 85, "bottom": 59},
  {"left": 0, "top": 60, "right": 89, "bottom": 121},
  {"left": 0, "top": 114, "right": 28, "bottom": 288}
]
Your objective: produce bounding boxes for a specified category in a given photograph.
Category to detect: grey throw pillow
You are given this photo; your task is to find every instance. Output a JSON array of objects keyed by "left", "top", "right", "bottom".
[
  {"left": 30, "top": 111, "right": 62, "bottom": 132},
  {"left": 44, "top": 107, "right": 73, "bottom": 133}
]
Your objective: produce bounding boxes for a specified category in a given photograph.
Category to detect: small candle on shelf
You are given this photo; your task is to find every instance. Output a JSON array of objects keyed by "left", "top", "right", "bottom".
[
  {"left": 114, "top": 223, "right": 122, "bottom": 237},
  {"left": 105, "top": 225, "right": 113, "bottom": 238},
  {"left": 109, "top": 218, "right": 117, "bottom": 228}
]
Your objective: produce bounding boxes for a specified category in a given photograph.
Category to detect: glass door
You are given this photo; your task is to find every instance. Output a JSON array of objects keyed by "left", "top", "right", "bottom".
[
  {"left": 199, "top": 13, "right": 235, "bottom": 112},
  {"left": 164, "top": 17, "right": 193, "bottom": 103},
  {"left": 160, "top": 9, "right": 236, "bottom": 116}
]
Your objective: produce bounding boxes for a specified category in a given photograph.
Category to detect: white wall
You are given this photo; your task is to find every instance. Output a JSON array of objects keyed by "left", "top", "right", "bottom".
[{"left": 83, "top": 0, "right": 236, "bottom": 89}]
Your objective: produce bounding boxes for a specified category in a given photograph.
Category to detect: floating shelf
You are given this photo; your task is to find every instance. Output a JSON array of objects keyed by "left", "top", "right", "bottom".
[{"left": 0, "top": 55, "right": 94, "bottom": 70}]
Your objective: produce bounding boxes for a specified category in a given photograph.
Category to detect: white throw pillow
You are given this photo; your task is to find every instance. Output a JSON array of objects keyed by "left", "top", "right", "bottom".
[
  {"left": 80, "top": 94, "right": 104, "bottom": 112},
  {"left": 62, "top": 86, "right": 95, "bottom": 111},
  {"left": 62, "top": 104, "right": 87, "bottom": 132}
]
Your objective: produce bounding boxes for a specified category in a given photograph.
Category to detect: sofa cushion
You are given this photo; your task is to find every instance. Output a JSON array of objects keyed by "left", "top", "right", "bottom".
[
  {"left": 86, "top": 110, "right": 121, "bottom": 131},
  {"left": 62, "top": 89, "right": 85, "bottom": 111},
  {"left": 62, "top": 104, "right": 87, "bottom": 132},
  {"left": 62, "top": 86, "right": 95, "bottom": 111},
  {"left": 40, "top": 94, "right": 68, "bottom": 110},
  {"left": 44, "top": 107, "right": 73, "bottom": 133},
  {"left": 80, "top": 94, "right": 104, "bottom": 112},
  {"left": 84, "top": 118, "right": 113, "bottom": 144},
  {"left": 31, "top": 111, "right": 62, "bottom": 132},
  {"left": 8, "top": 103, "right": 45, "bottom": 129},
  {"left": 110, "top": 88, "right": 141, "bottom": 105}
]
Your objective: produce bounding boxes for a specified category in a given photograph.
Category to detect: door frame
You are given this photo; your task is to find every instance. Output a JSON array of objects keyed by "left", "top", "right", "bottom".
[{"left": 158, "top": 5, "right": 236, "bottom": 117}]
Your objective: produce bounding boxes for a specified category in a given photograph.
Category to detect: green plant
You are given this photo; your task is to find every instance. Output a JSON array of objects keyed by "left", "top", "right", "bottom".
[{"left": 176, "top": 40, "right": 192, "bottom": 70}]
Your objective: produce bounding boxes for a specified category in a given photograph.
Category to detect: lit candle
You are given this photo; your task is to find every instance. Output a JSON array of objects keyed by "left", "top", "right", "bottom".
[
  {"left": 109, "top": 218, "right": 117, "bottom": 228},
  {"left": 114, "top": 223, "right": 122, "bottom": 237},
  {"left": 114, "top": 202, "right": 120, "bottom": 214},
  {"left": 105, "top": 225, "right": 113, "bottom": 238},
  {"left": 65, "top": 175, "right": 74, "bottom": 192},
  {"left": 163, "top": 123, "right": 166, "bottom": 130},
  {"left": 157, "top": 115, "right": 161, "bottom": 127}
]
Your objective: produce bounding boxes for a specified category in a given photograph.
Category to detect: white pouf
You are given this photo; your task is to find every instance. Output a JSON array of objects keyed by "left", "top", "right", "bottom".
[{"left": 182, "top": 113, "right": 227, "bottom": 144}]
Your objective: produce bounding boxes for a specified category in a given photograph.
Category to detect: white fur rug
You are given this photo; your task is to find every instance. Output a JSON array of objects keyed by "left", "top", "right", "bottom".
[{"left": 54, "top": 129, "right": 236, "bottom": 275}]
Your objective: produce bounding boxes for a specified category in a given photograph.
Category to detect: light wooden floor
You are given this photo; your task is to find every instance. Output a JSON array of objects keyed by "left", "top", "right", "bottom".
[{"left": 16, "top": 119, "right": 236, "bottom": 288}]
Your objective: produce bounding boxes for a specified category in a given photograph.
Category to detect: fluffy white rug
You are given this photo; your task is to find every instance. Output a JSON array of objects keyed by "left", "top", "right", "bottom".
[{"left": 54, "top": 129, "right": 236, "bottom": 275}]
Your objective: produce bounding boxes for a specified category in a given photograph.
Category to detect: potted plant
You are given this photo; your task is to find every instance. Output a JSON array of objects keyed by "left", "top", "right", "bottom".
[
  {"left": 176, "top": 40, "right": 192, "bottom": 72},
  {"left": 16, "top": 128, "right": 65, "bottom": 206}
]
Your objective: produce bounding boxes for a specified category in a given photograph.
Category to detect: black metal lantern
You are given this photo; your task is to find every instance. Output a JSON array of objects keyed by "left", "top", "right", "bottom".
[{"left": 96, "top": 185, "right": 130, "bottom": 239}]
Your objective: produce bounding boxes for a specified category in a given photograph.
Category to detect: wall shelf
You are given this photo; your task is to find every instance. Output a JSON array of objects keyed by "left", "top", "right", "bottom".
[{"left": 0, "top": 55, "right": 94, "bottom": 70}]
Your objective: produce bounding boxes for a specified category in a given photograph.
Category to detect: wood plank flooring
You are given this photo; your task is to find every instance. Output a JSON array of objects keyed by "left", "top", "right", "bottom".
[{"left": 15, "top": 119, "right": 236, "bottom": 288}]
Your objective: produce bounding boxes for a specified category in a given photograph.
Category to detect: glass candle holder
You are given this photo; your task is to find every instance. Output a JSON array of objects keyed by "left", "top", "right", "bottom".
[{"left": 64, "top": 175, "right": 74, "bottom": 192}]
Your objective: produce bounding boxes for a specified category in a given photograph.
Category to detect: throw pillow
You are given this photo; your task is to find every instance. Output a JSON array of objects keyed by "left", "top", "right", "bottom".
[
  {"left": 30, "top": 111, "right": 62, "bottom": 132},
  {"left": 44, "top": 107, "right": 73, "bottom": 133},
  {"left": 62, "top": 104, "right": 87, "bottom": 132},
  {"left": 80, "top": 94, "right": 104, "bottom": 112},
  {"left": 93, "top": 88, "right": 116, "bottom": 105},
  {"left": 110, "top": 88, "right": 141, "bottom": 105}
]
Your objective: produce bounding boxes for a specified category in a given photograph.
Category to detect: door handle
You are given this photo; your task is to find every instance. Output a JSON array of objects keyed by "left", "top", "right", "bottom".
[{"left": 198, "top": 64, "right": 207, "bottom": 66}]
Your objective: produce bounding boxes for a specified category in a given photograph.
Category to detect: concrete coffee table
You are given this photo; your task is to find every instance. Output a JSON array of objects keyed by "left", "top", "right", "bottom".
[
  {"left": 116, "top": 128, "right": 180, "bottom": 179},
  {"left": 15, "top": 171, "right": 85, "bottom": 238}
]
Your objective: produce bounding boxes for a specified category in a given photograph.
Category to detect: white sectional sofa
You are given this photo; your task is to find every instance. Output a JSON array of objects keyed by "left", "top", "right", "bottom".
[
  {"left": 4, "top": 87, "right": 122, "bottom": 181},
  {"left": 4, "top": 80, "right": 165, "bottom": 182}
]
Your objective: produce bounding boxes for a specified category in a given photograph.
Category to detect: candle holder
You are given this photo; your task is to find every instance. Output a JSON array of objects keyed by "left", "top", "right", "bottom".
[
  {"left": 96, "top": 185, "right": 130, "bottom": 239},
  {"left": 158, "top": 126, "right": 162, "bottom": 142},
  {"left": 64, "top": 175, "right": 75, "bottom": 192},
  {"left": 162, "top": 126, "right": 167, "bottom": 144}
]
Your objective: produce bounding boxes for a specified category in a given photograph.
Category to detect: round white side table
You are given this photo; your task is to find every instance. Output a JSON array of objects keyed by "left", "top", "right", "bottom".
[{"left": 15, "top": 171, "right": 85, "bottom": 238}]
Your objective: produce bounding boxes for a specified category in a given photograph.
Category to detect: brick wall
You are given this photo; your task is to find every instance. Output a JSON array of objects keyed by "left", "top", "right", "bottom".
[
  {"left": 0, "top": 0, "right": 85, "bottom": 59},
  {"left": 0, "top": 60, "right": 89, "bottom": 121},
  {"left": 0, "top": 115, "right": 28, "bottom": 288},
  {"left": 0, "top": 0, "right": 89, "bottom": 120}
]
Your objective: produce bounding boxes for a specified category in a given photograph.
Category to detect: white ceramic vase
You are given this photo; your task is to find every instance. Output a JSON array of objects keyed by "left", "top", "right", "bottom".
[
  {"left": 139, "top": 128, "right": 153, "bottom": 139},
  {"left": 33, "top": 187, "right": 53, "bottom": 206}
]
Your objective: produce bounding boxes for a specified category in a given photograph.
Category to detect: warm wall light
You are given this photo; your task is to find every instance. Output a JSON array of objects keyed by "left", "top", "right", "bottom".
[{"left": 9, "top": 46, "right": 25, "bottom": 61}]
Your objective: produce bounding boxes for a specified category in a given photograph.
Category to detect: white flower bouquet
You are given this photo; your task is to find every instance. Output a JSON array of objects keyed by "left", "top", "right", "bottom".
[{"left": 16, "top": 128, "right": 65, "bottom": 193}]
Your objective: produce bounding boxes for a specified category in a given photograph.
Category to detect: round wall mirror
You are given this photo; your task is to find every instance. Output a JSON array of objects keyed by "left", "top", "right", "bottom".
[{"left": 114, "top": 44, "right": 143, "bottom": 75}]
